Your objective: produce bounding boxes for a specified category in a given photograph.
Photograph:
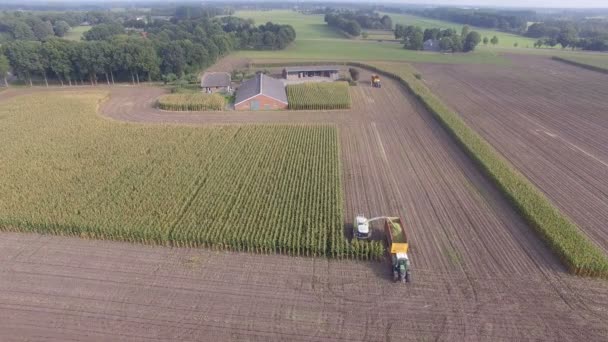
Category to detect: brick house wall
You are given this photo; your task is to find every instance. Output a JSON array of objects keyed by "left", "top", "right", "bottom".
[{"left": 235, "top": 94, "right": 288, "bottom": 111}]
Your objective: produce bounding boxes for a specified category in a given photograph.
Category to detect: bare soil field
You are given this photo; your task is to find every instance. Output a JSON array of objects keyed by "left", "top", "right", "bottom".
[
  {"left": 2, "top": 63, "right": 608, "bottom": 340},
  {"left": 415, "top": 54, "right": 608, "bottom": 254}
]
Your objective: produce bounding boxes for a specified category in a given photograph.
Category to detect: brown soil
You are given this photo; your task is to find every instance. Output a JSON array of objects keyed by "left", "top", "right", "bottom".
[
  {"left": 415, "top": 54, "right": 608, "bottom": 254},
  {"left": 1, "top": 59, "right": 608, "bottom": 341}
]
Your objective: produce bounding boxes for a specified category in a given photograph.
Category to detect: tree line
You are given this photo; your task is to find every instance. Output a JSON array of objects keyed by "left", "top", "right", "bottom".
[
  {"left": 324, "top": 10, "right": 392, "bottom": 37},
  {"left": 0, "top": 15, "right": 295, "bottom": 86},
  {"left": 395, "top": 25, "right": 481, "bottom": 52},
  {"left": 528, "top": 20, "right": 608, "bottom": 51},
  {"left": 407, "top": 8, "right": 532, "bottom": 33}
]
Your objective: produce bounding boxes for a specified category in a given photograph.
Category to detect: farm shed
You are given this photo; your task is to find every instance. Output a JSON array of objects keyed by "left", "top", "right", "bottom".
[
  {"left": 282, "top": 66, "right": 340, "bottom": 81},
  {"left": 235, "top": 74, "right": 288, "bottom": 111},
  {"left": 201, "top": 72, "right": 232, "bottom": 93},
  {"left": 423, "top": 39, "right": 441, "bottom": 52}
]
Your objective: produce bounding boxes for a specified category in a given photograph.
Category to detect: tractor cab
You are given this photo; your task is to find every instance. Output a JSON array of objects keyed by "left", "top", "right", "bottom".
[
  {"left": 354, "top": 215, "right": 371, "bottom": 240},
  {"left": 393, "top": 252, "right": 411, "bottom": 283}
]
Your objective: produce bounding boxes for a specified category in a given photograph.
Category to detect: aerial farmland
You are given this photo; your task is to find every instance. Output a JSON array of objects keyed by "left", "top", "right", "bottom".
[{"left": 1, "top": 3, "right": 608, "bottom": 341}]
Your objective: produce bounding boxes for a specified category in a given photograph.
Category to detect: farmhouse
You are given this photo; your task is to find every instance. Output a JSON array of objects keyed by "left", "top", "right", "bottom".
[
  {"left": 201, "top": 72, "right": 232, "bottom": 93},
  {"left": 235, "top": 74, "right": 288, "bottom": 111},
  {"left": 423, "top": 39, "right": 441, "bottom": 52},
  {"left": 282, "top": 66, "right": 340, "bottom": 81}
]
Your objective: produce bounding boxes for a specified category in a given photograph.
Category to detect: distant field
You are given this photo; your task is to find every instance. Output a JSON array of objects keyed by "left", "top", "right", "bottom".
[
  {"left": 0, "top": 92, "right": 352, "bottom": 257},
  {"left": 235, "top": 10, "right": 507, "bottom": 65},
  {"left": 235, "top": 10, "right": 343, "bottom": 40},
  {"left": 379, "top": 12, "right": 538, "bottom": 49},
  {"left": 235, "top": 39, "right": 508, "bottom": 65},
  {"left": 63, "top": 25, "right": 90, "bottom": 41}
]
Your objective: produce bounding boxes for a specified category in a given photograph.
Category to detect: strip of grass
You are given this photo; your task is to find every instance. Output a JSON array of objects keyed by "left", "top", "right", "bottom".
[
  {"left": 552, "top": 56, "right": 608, "bottom": 74},
  {"left": 356, "top": 61, "right": 608, "bottom": 278}
]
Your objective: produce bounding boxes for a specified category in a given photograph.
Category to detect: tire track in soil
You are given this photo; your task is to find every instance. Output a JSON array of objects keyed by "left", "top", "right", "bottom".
[{"left": 1, "top": 62, "right": 608, "bottom": 341}]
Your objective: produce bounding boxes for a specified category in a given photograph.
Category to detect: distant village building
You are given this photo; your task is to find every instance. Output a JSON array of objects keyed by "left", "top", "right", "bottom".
[
  {"left": 200, "top": 72, "right": 232, "bottom": 93},
  {"left": 235, "top": 74, "right": 287, "bottom": 111},
  {"left": 282, "top": 66, "right": 340, "bottom": 81},
  {"left": 423, "top": 39, "right": 441, "bottom": 52}
]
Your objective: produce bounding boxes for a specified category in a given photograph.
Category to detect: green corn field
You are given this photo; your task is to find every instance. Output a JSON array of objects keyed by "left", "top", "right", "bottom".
[
  {"left": 287, "top": 81, "right": 351, "bottom": 110},
  {"left": 157, "top": 93, "right": 226, "bottom": 111},
  {"left": 0, "top": 92, "right": 382, "bottom": 260}
]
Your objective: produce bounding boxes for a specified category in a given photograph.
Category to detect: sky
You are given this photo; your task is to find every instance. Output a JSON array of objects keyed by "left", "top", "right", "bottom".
[
  {"left": 386, "top": 0, "right": 608, "bottom": 8},
  {"left": 15, "top": 0, "right": 608, "bottom": 9}
]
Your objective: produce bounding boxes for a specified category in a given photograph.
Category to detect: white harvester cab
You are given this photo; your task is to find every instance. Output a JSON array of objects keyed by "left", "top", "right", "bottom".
[{"left": 354, "top": 215, "right": 371, "bottom": 239}]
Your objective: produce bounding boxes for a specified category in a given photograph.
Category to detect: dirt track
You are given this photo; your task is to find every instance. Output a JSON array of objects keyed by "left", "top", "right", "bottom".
[
  {"left": 415, "top": 54, "right": 608, "bottom": 254},
  {"left": 2, "top": 63, "right": 608, "bottom": 340}
]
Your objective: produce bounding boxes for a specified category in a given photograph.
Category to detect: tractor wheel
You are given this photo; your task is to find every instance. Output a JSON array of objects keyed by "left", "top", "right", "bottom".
[
  {"left": 405, "top": 271, "right": 412, "bottom": 283},
  {"left": 393, "top": 270, "right": 399, "bottom": 282}
]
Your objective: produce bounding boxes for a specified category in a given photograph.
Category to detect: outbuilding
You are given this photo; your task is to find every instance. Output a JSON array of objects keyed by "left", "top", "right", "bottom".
[
  {"left": 282, "top": 66, "right": 340, "bottom": 81},
  {"left": 201, "top": 72, "right": 232, "bottom": 93},
  {"left": 234, "top": 74, "right": 288, "bottom": 111}
]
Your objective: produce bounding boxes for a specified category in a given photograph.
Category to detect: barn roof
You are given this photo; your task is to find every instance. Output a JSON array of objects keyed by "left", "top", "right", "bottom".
[
  {"left": 283, "top": 65, "right": 340, "bottom": 73},
  {"left": 235, "top": 74, "right": 287, "bottom": 106},
  {"left": 201, "top": 72, "right": 231, "bottom": 88}
]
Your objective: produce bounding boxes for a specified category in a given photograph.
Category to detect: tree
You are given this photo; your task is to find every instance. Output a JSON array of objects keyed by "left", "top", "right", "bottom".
[
  {"left": 27, "top": 17, "right": 54, "bottom": 40},
  {"left": 463, "top": 31, "right": 481, "bottom": 52},
  {"left": 461, "top": 25, "right": 470, "bottom": 40},
  {"left": 450, "top": 34, "right": 463, "bottom": 52},
  {"left": 53, "top": 20, "right": 71, "bottom": 37},
  {"left": 41, "top": 38, "right": 73, "bottom": 85},
  {"left": 380, "top": 15, "right": 392, "bottom": 30},
  {"left": 12, "top": 21, "right": 36, "bottom": 41},
  {"left": 439, "top": 36, "right": 452, "bottom": 51},
  {"left": 3, "top": 40, "right": 43, "bottom": 86},
  {"left": 557, "top": 26, "right": 578, "bottom": 49},
  {"left": 349, "top": 68, "right": 359, "bottom": 81},
  {"left": 514, "top": 42, "right": 518, "bottom": 47},
  {"left": 423, "top": 28, "right": 440, "bottom": 41},
  {"left": 483, "top": 36, "right": 489, "bottom": 45},
  {"left": 0, "top": 54, "right": 9, "bottom": 87},
  {"left": 83, "top": 23, "right": 125, "bottom": 41},
  {"left": 402, "top": 25, "right": 424, "bottom": 50},
  {"left": 490, "top": 35, "right": 499, "bottom": 45},
  {"left": 534, "top": 39, "right": 543, "bottom": 48}
]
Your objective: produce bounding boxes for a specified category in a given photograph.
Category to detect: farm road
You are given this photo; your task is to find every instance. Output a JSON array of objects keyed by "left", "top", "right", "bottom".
[
  {"left": 416, "top": 54, "right": 608, "bottom": 254},
  {"left": 1, "top": 64, "right": 608, "bottom": 340}
]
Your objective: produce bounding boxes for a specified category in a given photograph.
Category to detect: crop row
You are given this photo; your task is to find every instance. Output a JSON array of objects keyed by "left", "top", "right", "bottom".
[
  {"left": 0, "top": 92, "right": 381, "bottom": 260},
  {"left": 287, "top": 81, "right": 351, "bottom": 110},
  {"left": 157, "top": 93, "right": 226, "bottom": 111},
  {"left": 356, "top": 61, "right": 608, "bottom": 278}
]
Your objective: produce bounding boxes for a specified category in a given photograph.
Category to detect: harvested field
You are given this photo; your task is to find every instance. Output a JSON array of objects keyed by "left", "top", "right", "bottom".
[
  {"left": 415, "top": 54, "right": 608, "bottom": 255},
  {"left": 1, "top": 232, "right": 608, "bottom": 341},
  {"left": 2, "top": 61, "right": 608, "bottom": 340}
]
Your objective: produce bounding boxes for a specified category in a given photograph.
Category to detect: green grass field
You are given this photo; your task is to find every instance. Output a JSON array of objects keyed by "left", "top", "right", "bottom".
[
  {"left": 0, "top": 91, "right": 384, "bottom": 258},
  {"left": 63, "top": 25, "right": 91, "bottom": 41},
  {"left": 235, "top": 10, "right": 508, "bottom": 65}
]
